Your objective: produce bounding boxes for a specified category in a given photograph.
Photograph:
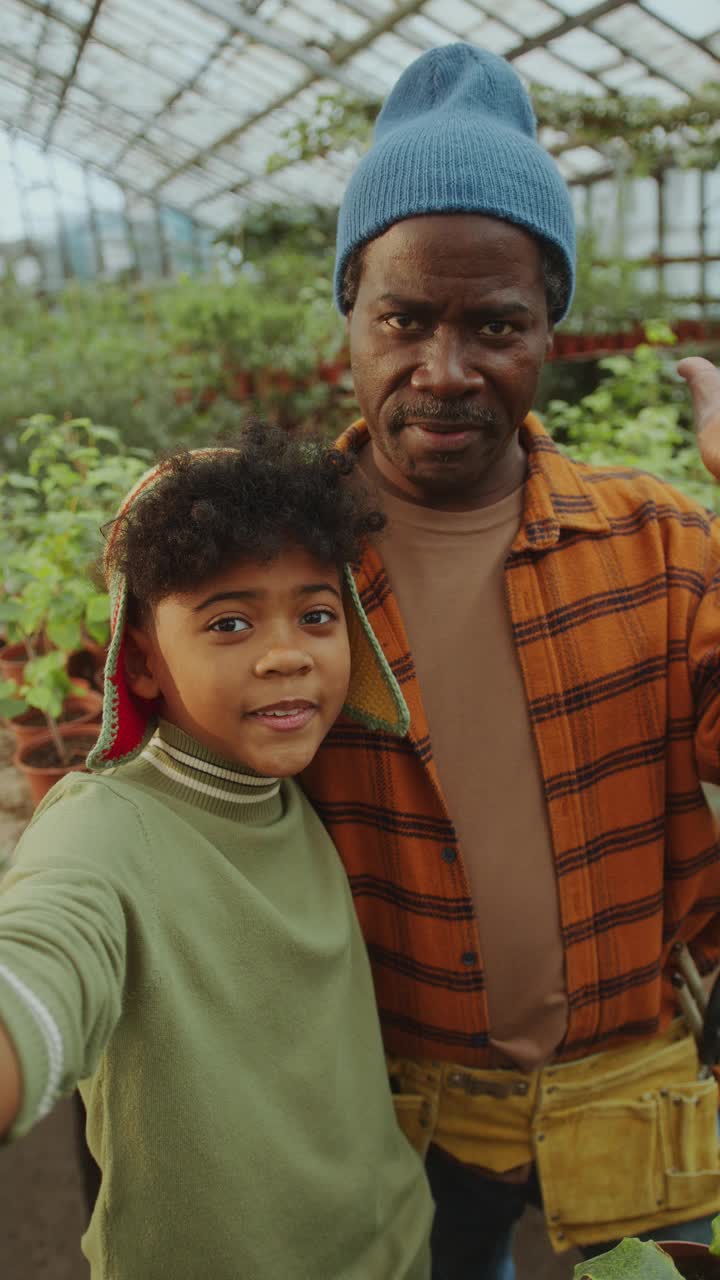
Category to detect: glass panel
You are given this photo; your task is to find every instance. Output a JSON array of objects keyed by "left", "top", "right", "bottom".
[
  {"left": 396, "top": 14, "right": 458, "bottom": 47},
  {"left": 557, "top": 147, "right": 608, "bottom": 177},
  {"left": 423, "top": 0, "right": 487, "bottom": 37},
  {"left": 495, "top": 0, "right": 559, "bottom": 37},
  {"left": 587, "top": 180, "right": 620, "bottom": 255},
  {"left": 549, "top": 29, "right": 622, "bottom": 73},
  {"left": 125, "top": 195, "right": 164, "bottom": 277},
  {"left": 665, "top": 261, "right": 700, "bottom": 298},
  {"left": 664, "top": 169, "right": 702, "bottom": 258},
  {"left": 513, "top": 48, "right": 605, "bottom": 93},
  {"left": 464, "top": 16, "right": 517, "bottom": 54},
  {"left": 706, "top": 170, "right": 720, "bottom": 256},
  {"left": 622, "top": 177, "right": 659, "bottom": 259},
  {"left": 642, "top": 0, "right": 719, "bottom": 39},
  {"left": 706, "top": 263, "right": 720, "bottom": 303}
]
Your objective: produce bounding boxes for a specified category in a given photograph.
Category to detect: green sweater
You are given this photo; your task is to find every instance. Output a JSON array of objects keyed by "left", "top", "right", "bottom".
[{"left": 0, "top": 723, "right": 432, "bottom": 1279}]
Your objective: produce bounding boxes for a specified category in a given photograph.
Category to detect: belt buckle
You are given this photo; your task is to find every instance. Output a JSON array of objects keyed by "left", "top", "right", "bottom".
[{"left": 447, "top": 1070, "right": 529, "bottom": 1099}]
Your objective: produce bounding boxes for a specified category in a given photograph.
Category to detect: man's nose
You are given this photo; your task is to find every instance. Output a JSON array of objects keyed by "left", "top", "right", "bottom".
[
  {"left": 410, "top": 329, "right": 485, "bottom": 398},
  {"left": 254, "top": 645, "right": 313, "bottom": 678}
]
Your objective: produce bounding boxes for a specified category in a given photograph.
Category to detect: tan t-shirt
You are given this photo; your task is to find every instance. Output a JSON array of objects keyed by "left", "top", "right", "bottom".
[{"left": 358, "top": 447, "right": 568, "bottom": 1070}]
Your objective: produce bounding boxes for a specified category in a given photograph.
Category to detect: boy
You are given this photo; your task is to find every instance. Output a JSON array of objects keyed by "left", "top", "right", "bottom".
[{"left": 0, "top": 424, "right": 432, "bottom": 1279}]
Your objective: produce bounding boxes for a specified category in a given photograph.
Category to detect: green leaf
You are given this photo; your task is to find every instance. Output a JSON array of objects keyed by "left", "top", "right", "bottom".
[
  {"left": 0, "top": 695, "right": 26, "bottom": 719},
  {"left": 46, "top": 617, "right": 84, "bottom": 653},
  {"left": 709, "top": 1213, "right": 720, "bottom": 1257},
  {"left": 574, "top": 1239, "right": 684, "bottom": 1280},
  {"left": 25, "top": 685, "right": 64, "bottom": 719},
  {"left": 85, "top": 593, "right": 111, "bottom": 625}
]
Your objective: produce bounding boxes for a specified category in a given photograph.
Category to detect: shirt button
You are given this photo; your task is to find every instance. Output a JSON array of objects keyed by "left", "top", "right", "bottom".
[
  {"left": 461, "top": 951, "right": 478, "bottom": 967},
  {"left": 441, "top": 846, "right": 457, "bottom": 863}
]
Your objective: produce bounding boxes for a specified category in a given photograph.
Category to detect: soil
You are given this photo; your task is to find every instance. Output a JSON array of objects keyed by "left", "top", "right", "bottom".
[
  {"left": 21, "top": 735, "right": 98, "bottom": 770},
  {"left": 678, "top": 1266, "right": 719, "bottom": 1280},
  {"left": 15, "top": 705, "right": 91, "bottom": 729}
]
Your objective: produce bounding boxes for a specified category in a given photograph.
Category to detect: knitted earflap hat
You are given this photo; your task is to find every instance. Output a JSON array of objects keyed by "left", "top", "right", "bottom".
[
  {"left": 86, "top": 450, "right": 408, "bottom": 773},
  {"left": 334, "top": 42, "right": 575, "bottom": 319}
]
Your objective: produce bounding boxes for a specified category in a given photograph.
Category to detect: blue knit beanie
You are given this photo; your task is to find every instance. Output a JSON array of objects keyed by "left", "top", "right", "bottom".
[{"left": 335, "top": 43, "right": 575, "bottom": 320}]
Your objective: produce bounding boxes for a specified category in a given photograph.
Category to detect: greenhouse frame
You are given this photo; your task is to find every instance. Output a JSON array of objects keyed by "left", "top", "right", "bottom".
[{"left": 1, "top": 0, "right": 719, "bottom": 303}]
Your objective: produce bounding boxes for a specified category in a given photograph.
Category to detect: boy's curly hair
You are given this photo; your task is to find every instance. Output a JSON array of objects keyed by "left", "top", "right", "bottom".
[{"left": 107, "top": 422, "right": 383, "bottom": 616}]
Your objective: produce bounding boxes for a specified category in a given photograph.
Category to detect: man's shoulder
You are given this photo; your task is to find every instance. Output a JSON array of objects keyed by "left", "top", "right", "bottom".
[{"left": 566, "top": 454, "right": 716, "bottom": 529}]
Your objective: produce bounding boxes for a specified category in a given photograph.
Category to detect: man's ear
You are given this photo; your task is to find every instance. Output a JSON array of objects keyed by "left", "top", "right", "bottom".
[
  {"left": 545, "top": 326, "right": 555, "bottom": 358},
  {"left": 125, "top": 626, "right": 162, "bottom": 701}
]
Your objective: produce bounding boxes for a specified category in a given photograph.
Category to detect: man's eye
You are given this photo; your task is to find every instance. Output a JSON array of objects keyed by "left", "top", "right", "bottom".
[
  {"left": 209, "top": 617, "right": 250, "bottom": 633},
  {"left": 301, "top": 608, "right": 336, "bottom": 626},
  {"left": 385, "top": 314, "right": 423, "bottom": 332},
  {"left": 479, "top": 321, "right": 513, "bottom": 336}
]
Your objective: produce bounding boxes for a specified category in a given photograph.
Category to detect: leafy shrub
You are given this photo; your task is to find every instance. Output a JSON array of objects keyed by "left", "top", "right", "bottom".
[{"left": 544, "top": 323, "right": 718, "bottom": 513}]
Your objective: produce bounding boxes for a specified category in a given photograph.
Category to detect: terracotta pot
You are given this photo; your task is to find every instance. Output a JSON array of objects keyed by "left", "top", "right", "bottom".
[
  {"left": 255, "top": 368, "right": 297, "bottom": 396},
  {"left": 8, "top": 691, "right": 103, "bottom": 746},
  {"left": 659, "top": 1242, "right": 720, "bottom": 1279},
  {"left": 0, "top": 641, "right": 30, "bottom": 685},
  {"left": 227, "top": 370, "right": 254, "bottom": 399},
  {"left": 67, "top": 647, "right": 99, "bottom": 686},
  {"left": 14, "top": 722, "right": 100, "bottom": 808},
  {"left": 318, "top": 359, "right": 348, "bottom": 386}
]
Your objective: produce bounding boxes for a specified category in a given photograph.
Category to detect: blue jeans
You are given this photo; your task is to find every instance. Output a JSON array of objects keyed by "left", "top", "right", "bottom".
[{"left": 427, "top": 1143, "right": 716, "bottom": 1280}]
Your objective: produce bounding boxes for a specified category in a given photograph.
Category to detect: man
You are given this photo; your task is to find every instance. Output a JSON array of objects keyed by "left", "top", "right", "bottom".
[{"left": 301, "top": 41, "right": 720, "bottom": 1280}]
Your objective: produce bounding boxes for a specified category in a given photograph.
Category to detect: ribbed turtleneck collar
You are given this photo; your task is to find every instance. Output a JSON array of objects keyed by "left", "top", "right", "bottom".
[{"left": 136, "top": 721, "right": 284, "bottom": 823}]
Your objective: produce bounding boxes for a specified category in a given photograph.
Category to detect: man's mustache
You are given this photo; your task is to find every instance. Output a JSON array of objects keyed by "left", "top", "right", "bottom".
[{"left": 388, "top": 400, "right": 499, "bottom": 432}]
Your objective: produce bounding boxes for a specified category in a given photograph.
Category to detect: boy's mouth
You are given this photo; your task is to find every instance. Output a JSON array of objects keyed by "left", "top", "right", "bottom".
[{"left": 247, "top": 699, "right": 318, "bottom": 733}]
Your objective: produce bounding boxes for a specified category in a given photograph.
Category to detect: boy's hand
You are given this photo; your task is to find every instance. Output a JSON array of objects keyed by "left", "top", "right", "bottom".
[
  {"left": 0, "top": 1020, "right": 21, "bottom": 1138},
  {"left": 678, "top": 357, "right": 720, "bottom": 481}
]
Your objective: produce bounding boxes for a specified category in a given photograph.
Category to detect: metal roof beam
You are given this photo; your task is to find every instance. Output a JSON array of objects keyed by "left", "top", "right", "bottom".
[
  {"left": 44, "top": 0, "right": 105, "bottom": 147},
  {"left": 501, "top": 0, "right": 628, "bottom": 62},
  {"left": 3, "top": 45, "right": 183, "bottom": 166},
  {"left": 538, "top": 0, "right": 691, "bottom": 98},
  {"left": 149, "top": 0, "right": 428, "bottom": 196},
  {"left": 636, "top": 3, "right": 720, "bottom": 67},
  {"left": 462, "top": 0, "right": 620, "bottom": 99},
  {"left": 112, "top": 28, "right": 239, "bottom": 168},
  {"left": 20, "top": 1, "right": 54, "bottom": 131},
  {"left": 3, "top": 116, "right": 207, "bottom": 218},
  {"left": 187, "top": 0, "right": 625, "bottom": 214}
]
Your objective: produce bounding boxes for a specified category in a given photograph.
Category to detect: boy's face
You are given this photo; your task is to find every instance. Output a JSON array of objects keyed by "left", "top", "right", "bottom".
[{"left": 126, "top": 548, "right": 351, "bottom": 776}]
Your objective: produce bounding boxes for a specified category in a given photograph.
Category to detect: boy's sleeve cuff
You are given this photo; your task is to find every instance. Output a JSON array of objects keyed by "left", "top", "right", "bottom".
[{"left": 0, "top": 963, "right": 64, "bottom": 1140}]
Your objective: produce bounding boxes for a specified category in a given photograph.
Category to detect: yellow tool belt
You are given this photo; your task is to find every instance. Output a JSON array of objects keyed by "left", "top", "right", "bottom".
[{"left": 388, "top": 1021, "right": 720, "bottom": 1252}]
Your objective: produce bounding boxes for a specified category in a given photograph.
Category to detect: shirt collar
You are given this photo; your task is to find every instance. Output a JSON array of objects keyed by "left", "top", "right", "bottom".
[{"left": 335, "top": 413, "right": 611, "bottom": 553}]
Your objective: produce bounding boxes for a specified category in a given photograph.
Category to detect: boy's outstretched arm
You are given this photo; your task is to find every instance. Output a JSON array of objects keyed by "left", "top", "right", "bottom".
[
  {"left": 0, "top": 779, "right": 139, "bottom": 1141},
  {"left": 0, "top": 1020, "right": 21, "bottom": 1136}
]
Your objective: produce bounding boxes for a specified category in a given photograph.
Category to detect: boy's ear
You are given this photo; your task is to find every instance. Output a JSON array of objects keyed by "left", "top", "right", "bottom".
[{"left": 124, "top": 626, "right": 162, "bottom": 701}]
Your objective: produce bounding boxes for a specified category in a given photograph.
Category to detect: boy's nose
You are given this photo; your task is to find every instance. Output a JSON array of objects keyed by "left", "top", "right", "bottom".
[{"left": 254, "top": 647, "right": 313, "bottom": 678}]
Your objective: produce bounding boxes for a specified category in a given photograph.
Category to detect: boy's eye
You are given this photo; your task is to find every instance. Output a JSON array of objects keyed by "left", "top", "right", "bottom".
[
  {"left": 301, "top": 607, "right": 336, "bottom": 626},
  {"left": 209, "top": 617, "right": 251, "bottom": 633}
]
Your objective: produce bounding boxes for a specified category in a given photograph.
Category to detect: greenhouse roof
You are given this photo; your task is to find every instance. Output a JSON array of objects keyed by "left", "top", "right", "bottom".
[{"left": 3, "top": 0, "right": 719, "bottom": 229}]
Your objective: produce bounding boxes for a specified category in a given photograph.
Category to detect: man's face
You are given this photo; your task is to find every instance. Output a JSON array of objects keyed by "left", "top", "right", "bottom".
[
  {"left": 347, "top": 214, "right": 552, "bottom": 505},
  {"left": 127, "top": 548, "right": 351, "bottom": 777}
]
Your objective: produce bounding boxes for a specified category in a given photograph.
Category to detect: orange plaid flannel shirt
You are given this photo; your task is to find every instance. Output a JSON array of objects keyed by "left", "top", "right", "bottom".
[{"left": 302, "top": 414, "right": 720, "bottom": 1068}]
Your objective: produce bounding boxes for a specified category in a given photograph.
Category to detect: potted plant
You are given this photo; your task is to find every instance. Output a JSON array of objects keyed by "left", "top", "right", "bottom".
[
  {"left": 0, "top": 663, "right": 101, "bottom": 748},
  {"left": 575, "top": 1224, "right": 720, "bottom": 1280},
  {"left": 0, "top": 415, "right": 148, "bottom": 802},
  {"left": 0, "top": 656, "right": 102, "bottom": 807}
]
